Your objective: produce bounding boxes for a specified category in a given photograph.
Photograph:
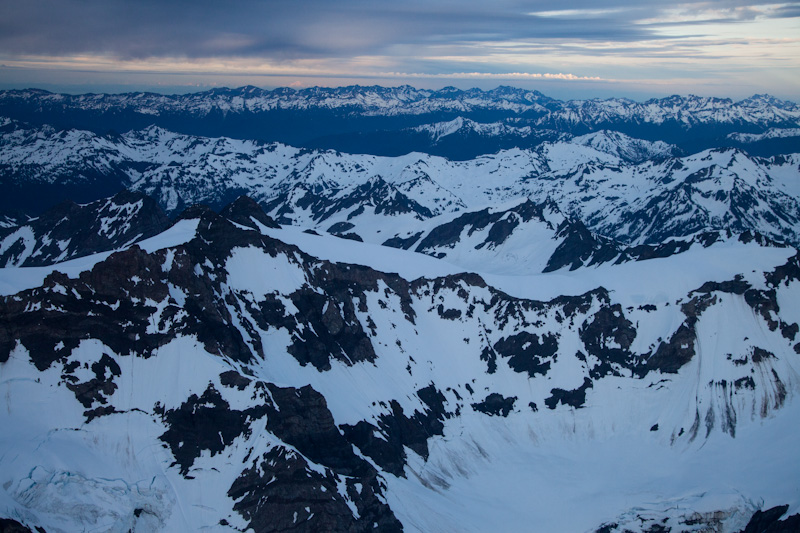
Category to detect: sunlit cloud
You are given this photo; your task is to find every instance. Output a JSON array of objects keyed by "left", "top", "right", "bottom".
[
  {"left": 528, "top": 8, "right": 629, "bottom": 18},
  {"left": 637, "top": 2, "right": 798, "bottom": 24},
  {"left": 381, "top": 72, "right": 604, "bottom": 81},
  {"left": 0, "top": 54, "right": 604, "bottom": 82}
]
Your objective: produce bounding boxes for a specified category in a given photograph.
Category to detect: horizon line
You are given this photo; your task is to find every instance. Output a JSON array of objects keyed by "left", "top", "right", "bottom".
[{"left": 0, "top": 83, "right": 794, "bottom": 105}]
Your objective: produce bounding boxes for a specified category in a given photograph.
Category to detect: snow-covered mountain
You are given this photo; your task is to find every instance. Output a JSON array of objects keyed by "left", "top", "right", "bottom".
[
  {"left": 728, "top": 127, "right": 800, "bottom": 143},
  {"left": 1, "top": 198, "right": 799, "bottom": 532},
  {"left": 412, "top": 116, "right": 535, "bottom": 142},
  {"left": 1, "top": 86, "right": 798, "bottom": 157},
  {"left": 2, "top": 122, "right": 799, "bottom": 250},
  {"left": 408, "top": 120, "right": 676, "bottom": 162},
  {"left": 2, "top": 86, "right": 800, "bottom": 532},
  {"left": 569, "top": 130, "right": 677, "bottom": 162},
  {"left": 2, "top": 86, "right": 798, "bottom": 124},
  {"left": 0, "top": 184, "right": 777, "bottom": 283}
]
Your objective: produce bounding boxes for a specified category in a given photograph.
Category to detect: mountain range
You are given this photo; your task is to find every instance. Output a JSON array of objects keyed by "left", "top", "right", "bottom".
[
  {"left": 1, "top": 85, "right": 799, "bottom": 533},
  {"left": 1, "top": 86, "right": 799, "bottom": 158},
  {"left": 2, "top": 118, "right": 799, "bottom": 250}
]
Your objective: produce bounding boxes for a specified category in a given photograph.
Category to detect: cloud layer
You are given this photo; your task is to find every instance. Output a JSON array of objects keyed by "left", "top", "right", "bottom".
[{"left": 0, "top": 1, "right": 798, "bottom": 97}]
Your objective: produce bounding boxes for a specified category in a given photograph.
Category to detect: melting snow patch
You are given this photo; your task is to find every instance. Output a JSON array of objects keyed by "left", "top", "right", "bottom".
[{"left": 138, "top": 218, "right": 199, "bottom": 253}]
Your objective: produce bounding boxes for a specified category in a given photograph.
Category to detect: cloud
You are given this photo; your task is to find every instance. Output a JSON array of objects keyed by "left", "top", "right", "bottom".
[
  {"left": 772, "top": 2, "right": 800, "bottom": 17},
  {"left": 0, "top": 0, "right": 798, "bottom": 98},
  {"left": 5, "top": 0, "right": 793, "bottom": 61},
  {"left": 380, "top": 71, "right": 605, "bottom": 81}
]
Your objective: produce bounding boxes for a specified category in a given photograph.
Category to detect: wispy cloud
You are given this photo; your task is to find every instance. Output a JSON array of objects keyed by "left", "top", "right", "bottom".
[{"left": 379, "top": 71, "right": 605, "bottom": 81}]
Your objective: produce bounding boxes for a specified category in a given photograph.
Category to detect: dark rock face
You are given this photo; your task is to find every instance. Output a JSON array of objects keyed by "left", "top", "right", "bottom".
[
  {"left": 766, "top": 251, "right": 800, "bottom": 287},
  {"left": 415, "top": 208, "right": 495, "bottom": 255},
  {"left": 159, "top": 383, "right": 268, "bottom": 476},
  {"left": 610, "top": 230, "right": 726, "bottom": 266},
  {"left": 264, "top": 384, "right": 374, "bottom": 478},
  {"left": 283, "top": 287, "right": 377, "bottom": 371},
  {"left": 220, "top": 195, "right": 280, "bottom": 230},
  {"left": 382, "top": 232, "right": 423, "bottom": 250},
  {"left": 646, "top": 321, "right": 697, "bottom": 374},
  {"left": 545, "top": 226, "right": 742, "bottom": 274},
  {"left": 341, "top": 385, "right": 448, "bottom": 477},
  {"left": 580, "top": 304, "right": 641, "bottom": 378},
  {"left": 155, "top": 369, "right": 403, "bottom": 529},
  {"left": 493, "top": 332, "right": 558, "bottom": 377},
  {"left": 0, "top": 518, "right": 40, "bottom": 533},
  {"left": 327, "top": 221, "right": 355, "bottom": 233},
  {"left": 64, "top": 352, "right": 121, "bottom": 415},
  {"left": 740, "top": 505, "right": 800, "bottom": 533},
  {"left": 694, "top": 276, "right": 750, "bottom": 295},
  {"left": 643, "top": 290, "right": 715, "bottom": 375},
  {"left": 415, "top": 200, "right": 549, "bottom": 256},
  {"left": 336, "top": 232, "right": 364, "bottom": 242},
  {"left": 545, "top": 377, "right": 594, "bottom": 409},
  {"left": 0, "top": 189, "right": 169, "bottom": 267},
  {"left": 0, "top": 249, "right": 174, "bottom": 369},
  {"left": 544, "top": 218, "right": 620, "bottom": 272},
  {"left": 471, "top": 393, "right": 517, "bottom": 417},
  {"left": 229, "top": 446, "right": 402, "bottom": 533},
  {"left": 220, "top": 370, "right": 252, "bottom": 390}
]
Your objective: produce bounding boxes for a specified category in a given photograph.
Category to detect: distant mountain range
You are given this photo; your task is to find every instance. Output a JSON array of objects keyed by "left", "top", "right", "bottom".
[
  {"left": 2, "top": 119, "right": 799, "bottom": 250},
  {"left": 1, "top": 85, "right": 798, "bottom": 158}
]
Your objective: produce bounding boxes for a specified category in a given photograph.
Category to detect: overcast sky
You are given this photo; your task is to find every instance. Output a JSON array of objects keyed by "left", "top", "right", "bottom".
[{"left": 1, "top": 0, "right": 798, "bottom": 100}]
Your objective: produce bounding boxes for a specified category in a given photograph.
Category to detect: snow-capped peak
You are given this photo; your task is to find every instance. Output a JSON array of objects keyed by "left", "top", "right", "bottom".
[{"left": 569, "top": 130, "right": 677, "bottom": 162}]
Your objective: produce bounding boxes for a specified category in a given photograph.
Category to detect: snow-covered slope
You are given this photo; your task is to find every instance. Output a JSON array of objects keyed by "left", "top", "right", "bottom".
[
  {"left": 570, "top": 130, "right": 677, "bottom": 162},
  {"left": 0, "top": 121, "right": 131, "bottom": 185},
  {"left": 1, "top": 200, "right": 799, "bottom": 532},
  {"left": 412, "top": 116, "right": 535, "bottom": 142}
]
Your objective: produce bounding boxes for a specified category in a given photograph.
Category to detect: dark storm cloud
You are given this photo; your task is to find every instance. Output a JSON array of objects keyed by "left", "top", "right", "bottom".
[
  {"left": 772, "top": 3, "right": 800, "bottom": 17},
  {"left": 2, "top": 0, "right": 796, "bottom": 61}
]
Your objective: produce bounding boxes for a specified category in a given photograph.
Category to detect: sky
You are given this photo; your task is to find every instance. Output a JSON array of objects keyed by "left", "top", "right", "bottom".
[{"left": 0, "top": 1, "right": 799, "bottom": 101}]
